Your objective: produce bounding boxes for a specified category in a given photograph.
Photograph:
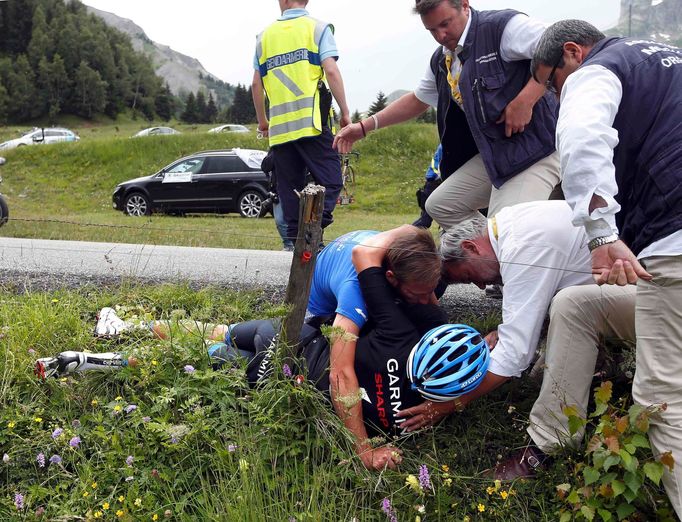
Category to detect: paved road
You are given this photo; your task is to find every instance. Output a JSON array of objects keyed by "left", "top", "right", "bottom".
[{"left": 0, "top": 237, "right": 500, "bottom": 318}]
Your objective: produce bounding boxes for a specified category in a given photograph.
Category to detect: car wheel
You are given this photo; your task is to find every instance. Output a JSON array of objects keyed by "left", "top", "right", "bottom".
[
  {"left": 238, "top": 190, "right": 264, "bottom": 218},
  {"left": 124, "top": 192, "right": 151, "bottom": 216},
  {"left": 0, "top": 195, "right": 8, "bottom": 227}
]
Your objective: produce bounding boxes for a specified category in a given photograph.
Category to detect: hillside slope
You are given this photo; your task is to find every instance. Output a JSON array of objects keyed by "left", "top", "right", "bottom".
[{"left": 86, "top": 5, "right": 235, "bottom": 105}]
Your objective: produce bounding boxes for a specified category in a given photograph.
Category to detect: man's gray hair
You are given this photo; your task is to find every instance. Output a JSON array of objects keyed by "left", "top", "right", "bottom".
[
  {"left": 439, "top": 215, "right": 488, "bottom": 262},
  {"left": 531, "top": 20, "right": 605, "bottom": 79},
  {"left": 413, "top": 0, "right": 463, "bottom": 16}
]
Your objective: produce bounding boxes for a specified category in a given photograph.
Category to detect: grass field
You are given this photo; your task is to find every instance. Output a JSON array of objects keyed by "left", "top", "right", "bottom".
[{"left": 0, "top": 120, "right": 439, "bottom": 248}]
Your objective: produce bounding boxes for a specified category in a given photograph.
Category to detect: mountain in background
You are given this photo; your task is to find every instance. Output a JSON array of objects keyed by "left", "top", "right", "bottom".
[
  {"left": 85, "top": 5, "right": 235, "bottom": 108},
  {"left": 609, "top": 0, "right": 682, "bottom": 44}
]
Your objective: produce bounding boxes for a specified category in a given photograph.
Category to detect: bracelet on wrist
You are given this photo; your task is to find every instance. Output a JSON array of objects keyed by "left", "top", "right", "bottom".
[
  {"left": 371, "top": 114, "right": 379, "bottom": 131},
  {"left": 359, "top": 120, "right": 367, "bottom": 137},
  {"left": 588, "top": 233, "right": 619, "bottom": 252},
  {"left": 452, "top": 397, "right": 465, "bottom": 412}
]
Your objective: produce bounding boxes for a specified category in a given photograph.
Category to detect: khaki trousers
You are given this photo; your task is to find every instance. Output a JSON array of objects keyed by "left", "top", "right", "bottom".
[
  {"left": 632, "top": 255, "right": 682, "bottom": 518},
  {"left": 528, "top": 284, "right": 636, "bottom": 452},
  {"left": 425, "top": 151, "right": 561, "bottom": 232}
]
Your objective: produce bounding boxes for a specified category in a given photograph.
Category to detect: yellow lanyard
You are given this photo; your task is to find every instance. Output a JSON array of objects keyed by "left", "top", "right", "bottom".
[{"left": 444, "top": 53, "right": 463, "bottom": 106}]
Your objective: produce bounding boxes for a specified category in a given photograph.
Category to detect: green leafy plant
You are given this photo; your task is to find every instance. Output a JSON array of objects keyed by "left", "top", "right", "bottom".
[{"left": 556, "top": 381, "right": 675, "bottom": 521}]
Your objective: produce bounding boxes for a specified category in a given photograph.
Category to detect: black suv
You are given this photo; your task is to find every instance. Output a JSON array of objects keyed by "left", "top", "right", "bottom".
[{"left": 113, "top": 149, "right": 269, "bottom": 218}]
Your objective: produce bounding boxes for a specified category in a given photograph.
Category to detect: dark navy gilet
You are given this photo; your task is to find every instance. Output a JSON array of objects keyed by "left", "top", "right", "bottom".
[
  {"left": 583, "top": 37, "right": 682, "bottom": 254},
  {"left": 431, "top": 9, "right": 558, "bottom": 187}
]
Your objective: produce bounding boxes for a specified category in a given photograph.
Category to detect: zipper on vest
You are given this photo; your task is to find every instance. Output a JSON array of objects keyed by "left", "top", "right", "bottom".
[{"left": 473, "top": 78, "right": 487, "bottom": 124}]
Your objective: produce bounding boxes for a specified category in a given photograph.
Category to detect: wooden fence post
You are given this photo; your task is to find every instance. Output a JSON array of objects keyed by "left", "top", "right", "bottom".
[{"left": 280, "top": 184, "right": 326, "bottom": 356}]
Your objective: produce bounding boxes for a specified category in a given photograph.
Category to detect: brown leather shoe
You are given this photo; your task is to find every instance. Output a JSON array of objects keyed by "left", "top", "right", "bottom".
[{"left": 492, "top": 444, "right": 549, "bottom": 481}]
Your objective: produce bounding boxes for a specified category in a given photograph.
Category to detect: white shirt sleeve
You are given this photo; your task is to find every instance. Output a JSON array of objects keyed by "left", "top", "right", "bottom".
[
  {"left": 414, "top": 62, "right": 439, "bottom": 108},
  {"left": 500, "top": 14, "right": 548, "bottom": 62},
  {"left": 557, "top": 65, "right": 624, "bottom": 240},
  {"left": 488, "top": 245, "right": 568, "bottom": 378}
]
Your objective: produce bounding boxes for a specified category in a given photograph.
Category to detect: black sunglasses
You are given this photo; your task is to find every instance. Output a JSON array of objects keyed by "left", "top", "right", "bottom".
[{"left": 545, "top": 54, "right": 563, "bottom": 94}]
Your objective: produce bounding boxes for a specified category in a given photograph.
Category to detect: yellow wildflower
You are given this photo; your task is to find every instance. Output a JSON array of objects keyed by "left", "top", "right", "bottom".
[
  {"left": 443, "top": 478, "right": 453, "bottom": 487},
  {"left": 115, "top": 396, "right": 123, "bottom": 401},
  {"left": 478, "top": 503, "right": 486, "bottom": 513},
  {"left": 91, "top": 482, "right": 98, "bottom": 489},
  {"left": 60, "top": 377, "right": 68, "bottom": 382},
  {"left": 34, "top": 417, "right": 43, "bottom": 423},
  {"left": 91, "top": 400, "right": 99, "bottom": 406},
  {"left": 405, "top": 474, "right": 421, "bottom": 494},
  {"left": 134, "top": 498, "right": 142, "bottom": 507},
  {"left": 52, "top": 298, "right": 59, "bottom": 303},
  {"left": 441, "top": 464, "right": 450, "bottom": 473},
  {"left": 153, "top": 515, "right": 159, "bottom": 521},
  {"left": 486, "top": 486, "right": 495, "bottom": 495},
  {"left": 500, "top": 490, "right": 509, "bottom": 500},
  {"left": 118, "top": 496, "right": 125, "bottom": 502},
  {"left": 116, "top": 510, "right": 124, "bottom": 518},
  {"left": 103, "top": 502, "right": 110, "bottom": 510},
  {"left": 463, "top": 517, "right": 471, "bottom": 522},
  {"left": 494, "top": 479, "right": 502, "bottom": 490},
  {"left": 114, "top": 405, "right": 123, "bottom": 412},
  {"left": 94, "top": 511, "right": 103, "bottom": 518},
  {"left": 151, "top": 360, "right": 158, "bottom": 366},
  {"left": 82, "top": 492, "right": 89, "bottom": 498},
  {"left": 7, "top": 421, "right": 15, "bottom": 428}
]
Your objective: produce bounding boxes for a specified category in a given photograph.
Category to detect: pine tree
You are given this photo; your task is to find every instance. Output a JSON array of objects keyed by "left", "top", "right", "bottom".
[
  {"left": 367, "top": 91, "right": 388, "bottom": 116},
  {"left": 351, "top": 109, "right": 361, "bottom": 123},
  {"left": 195, "top": 90, "right": 207, "bottom": 123},
  {"left": 7, "top": 54, "right": 37, "bottom": 122},
  {"left": 155, "top": 83, "right": 175, "bottom": 122},
  {"left": 181, "top": 92, "right": 198, "bottom": 123},
  {"left": 205, "top": 92, "right": 218, "bottom": 123}
]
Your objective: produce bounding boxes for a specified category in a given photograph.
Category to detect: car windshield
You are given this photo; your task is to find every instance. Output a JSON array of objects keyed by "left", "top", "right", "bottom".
[{"left": 167, "top": 158, "right": 204, "bottom": 174}]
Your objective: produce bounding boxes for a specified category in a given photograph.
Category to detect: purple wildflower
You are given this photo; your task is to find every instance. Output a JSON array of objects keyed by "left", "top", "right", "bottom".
[
  {"left": 3, "top": 453, "right": 9, "bottom": 463},
  {"left": 228, "top": 444, "right": 237, "bottom": 453},
  {"left": 49, "top": 454, "right": 62, "bottom": 465},
  {"left": 126, "top": 455, "right": 134, "bottom": 466},
  {"left": 69, "top": 436, "right": 81, "bottom": 448},
  {"left": 142, "top": 416, "right": 151, "bottom": 423},
  {"left": 125, "top": 404, "right": 137, "bottom": 414},
  {"left": 184, "top": 365, "right": 195, "bottom": 374},
  {"left": 381, "top": 498, "right": 397, "bottom": 522},
  {"left": 170, "top": 436, "right": 179, "bottom": 444},
  {"left": 51, "top": 427, "right": 63, "bottom": 439},
  {"left": 282, "top": 364, "right": 292, "bottom": 378},
  {"left": 71, "top": 419, "right": 81, "bottom": 428},
  {"left": 36, "top": 453, "right": 46, "bottom": 467},
  {"left": 14, "top": 492, "right": 24, "bottom": 510},
  {"left": 419, "top": 464, "right": 431, "bottom": 490},
  {"left": 28, "top": 348, "right": 36, "bottom": 355}
]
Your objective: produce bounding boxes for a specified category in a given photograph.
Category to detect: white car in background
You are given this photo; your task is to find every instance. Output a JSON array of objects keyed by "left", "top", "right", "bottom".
[
  {"left": 132, "top": 127, "right": 181, "bottom": 138},
  {"left": 0, "top": 127, "right": 80, "bottom": 151},
  {"left": 208, "top": 124, "right": 250, "bottom": 134}
]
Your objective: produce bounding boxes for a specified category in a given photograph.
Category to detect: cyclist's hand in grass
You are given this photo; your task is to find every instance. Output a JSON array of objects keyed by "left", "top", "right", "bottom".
[
  {"left": 360, "top": 445, "right": 403, "bottom": 470},
  {"left": 333, "top": 123, "right": 363, "bottom": 153}
]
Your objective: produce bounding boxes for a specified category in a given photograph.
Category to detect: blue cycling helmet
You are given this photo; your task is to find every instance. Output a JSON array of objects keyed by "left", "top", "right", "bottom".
[{"left": 407, "top": 324, "right": 490, "bottom": 402}]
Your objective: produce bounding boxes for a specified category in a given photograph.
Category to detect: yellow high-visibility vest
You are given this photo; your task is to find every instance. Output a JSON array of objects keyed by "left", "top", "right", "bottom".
[{"left": 256, "top": 16, "right": 332, "bottom": 146}]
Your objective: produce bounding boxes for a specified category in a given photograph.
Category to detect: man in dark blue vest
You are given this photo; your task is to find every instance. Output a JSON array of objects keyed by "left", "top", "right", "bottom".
[
  {"left": 532, "top": 20, "right": 682, "bottom": 516},
  {"left": 333, "top": 0, "right": 560, "bottom": 232}
]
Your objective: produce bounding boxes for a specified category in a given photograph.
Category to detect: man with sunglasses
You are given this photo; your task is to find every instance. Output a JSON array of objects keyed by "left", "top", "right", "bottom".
[
  {"left": 334, "top": 0, "right": 561, "bottom": 233},
  {"left": 531, "top": 20, "right": 682, "bottom": 517}
]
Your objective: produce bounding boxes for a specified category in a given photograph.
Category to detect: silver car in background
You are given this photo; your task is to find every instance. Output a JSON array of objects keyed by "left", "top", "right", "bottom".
[{"left": 0, "top": 127, "right": 80, "bottom": 151}]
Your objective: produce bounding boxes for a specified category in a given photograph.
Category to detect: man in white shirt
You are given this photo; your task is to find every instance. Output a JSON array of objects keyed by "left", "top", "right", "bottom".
[
  {"left": 532, "top": 20, "right": 682, "bottom": 516},
  {"left": 397, "top": 201, "right": 636, "bottom": 471},
  {"left": 333, "top": 0, "right": 560, "bottom": 232}
]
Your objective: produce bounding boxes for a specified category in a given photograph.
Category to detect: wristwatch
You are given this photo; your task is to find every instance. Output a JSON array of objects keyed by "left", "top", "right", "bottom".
[{"left": 588, "top": 233, "right": 619, "bottom": 252}]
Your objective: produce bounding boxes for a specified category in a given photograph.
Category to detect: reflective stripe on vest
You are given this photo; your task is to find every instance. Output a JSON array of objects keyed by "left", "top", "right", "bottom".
[{"left": 257, "top": 16, "right": 330, "bottom": 146}]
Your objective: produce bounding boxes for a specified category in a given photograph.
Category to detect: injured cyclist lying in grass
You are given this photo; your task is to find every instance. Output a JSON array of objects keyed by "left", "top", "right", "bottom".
[{"left": 36, "top": 268, "right": 490, "bottom": 461}]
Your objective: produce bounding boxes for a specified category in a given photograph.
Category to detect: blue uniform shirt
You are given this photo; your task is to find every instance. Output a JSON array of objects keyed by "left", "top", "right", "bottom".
[
  {"left": 253, "top": 8, "right": 339, "bottom": 71},
  {"left": 307, "top": 230, "right": 378, "bottom": 329}
]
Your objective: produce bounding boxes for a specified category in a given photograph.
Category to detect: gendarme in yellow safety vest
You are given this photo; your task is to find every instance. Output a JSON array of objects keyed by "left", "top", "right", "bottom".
[{"left": 256, "top": 15, "right": 333, "bottom": 146}]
